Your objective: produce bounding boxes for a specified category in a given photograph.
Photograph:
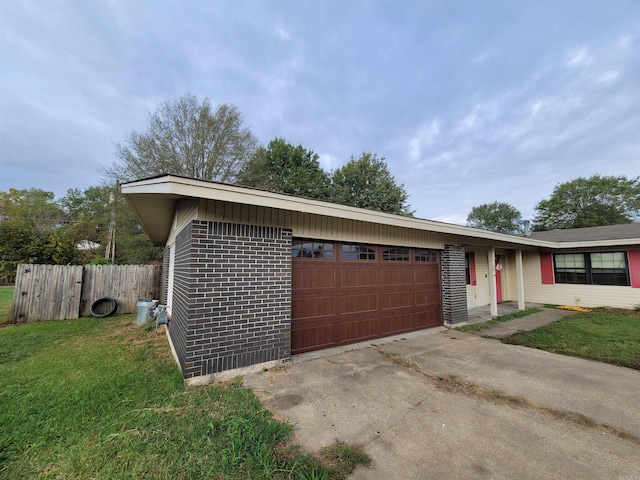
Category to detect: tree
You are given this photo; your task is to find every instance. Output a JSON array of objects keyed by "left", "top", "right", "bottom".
[
  {"left": 0, "top": 188, "right": 64, "bottom": 232},
  {"left": 330, "top": 153, "right": 412, "bottom": 215},
  {"left": 59, "top": 186, "right": 110, "bottom": 253},
  {"left": 0, "top": 189, "right": 77, "bottom": 278},
  {"left": 0, "top": 185, "right": 163, "bottom": 278},
  {"left": 467, "top": 202, "right": 523, "bottom": 234},
  {"left": 107, "top": 94, "right": 258, "bottom": 183},
  {"left": 533, "top": 175, "right": 640, "bottom": 231},
  {"left": 60, "top": 185, "right": 163, "bottom": 265},
  {"left": 236, "top": 137, "right": 331, "bottom": 200}
]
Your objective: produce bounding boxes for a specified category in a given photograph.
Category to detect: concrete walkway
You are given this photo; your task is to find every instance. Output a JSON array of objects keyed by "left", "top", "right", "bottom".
[
  {"left": 245, "top": 327, "right": 640, "bottom": 479},
  {"left": 473, "top": 307, "right": 576, "bottom": 338}
]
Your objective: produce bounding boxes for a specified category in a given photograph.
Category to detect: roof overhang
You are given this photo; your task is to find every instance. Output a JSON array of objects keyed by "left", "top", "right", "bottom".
[{"left": 121, "top": 175, "right": 640, "bottom": 251}]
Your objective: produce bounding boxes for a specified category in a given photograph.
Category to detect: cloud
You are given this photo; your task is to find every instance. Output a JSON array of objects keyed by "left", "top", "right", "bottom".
[
  {"left": 617, "top": 35, "right": 633, "bottom": 49},
  {"left": 1, "top": 0, "right": 638, "bottom": 224},
  {"left": 455, "top": 99, "right": 504, "bottom": 134},
  {"left": 472, "top": 49, "right": 496, "bottom": 66},
  {"left": 566, "top": 47, "right": 592, "bottom": 68},
  {"left": 275, "top": 26, "right": 291, "bottom": 41},
  {"left": 318, "top": 153, "right": 339, "bottom": 171},
  {"left": 529, "top": 101, "right": 544, "bottom": 117},
  {"left": 408, "top": 118, "right": 441, "bottom": 162},
  {"left": 594, "top": 70, "right": 620, "bottom": 84},
  {"left": 397, "top": 22, "right": 639, "bottom": 219}
]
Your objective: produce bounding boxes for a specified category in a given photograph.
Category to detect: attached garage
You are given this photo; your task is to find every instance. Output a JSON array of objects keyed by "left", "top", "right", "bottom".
[
  {"left": 292, "top": 240, "right": 441, "bottom": 353},
  {"left": 124, "top": 174, "right": 593, "bottom": 384}
]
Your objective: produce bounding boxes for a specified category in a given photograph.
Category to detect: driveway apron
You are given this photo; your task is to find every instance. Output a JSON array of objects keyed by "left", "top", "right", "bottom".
[{"left": 244, "top": 329, "right": 640, "bottom": 479}]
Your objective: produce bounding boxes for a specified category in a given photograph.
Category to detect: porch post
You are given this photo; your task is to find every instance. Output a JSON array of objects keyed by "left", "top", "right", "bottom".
[
  {"left": 488, "top": 246, "right": 498, "bottom": 316},
  {"left": 515, "top": 249, "right": 525, "bottom": 310}
]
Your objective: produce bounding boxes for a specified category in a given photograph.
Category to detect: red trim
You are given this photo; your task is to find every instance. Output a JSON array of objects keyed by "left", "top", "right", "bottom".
[
  {"left": 629, "top": 250, "right": 640, "bottom": 288},
  {"left": 468, "top": 252, "right": 477, "bottom": 286},
  {"left": 540, "top": 253, "right": 554, "bottom": 285}
]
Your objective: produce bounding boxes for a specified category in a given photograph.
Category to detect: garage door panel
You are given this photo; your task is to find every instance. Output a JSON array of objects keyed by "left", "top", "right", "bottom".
[
  {"left": 382, "top": 291, "right": 414, "bottom": 310},
  {"left": 415, "top": 309, "right": 442, "bottom": 327},
  {"left": 381, "top": 314, "right": 416, "bottom": 335},
  {"left": 414, "top": 268, "right": 440, "bottom": 285},
  {"left": 291, "top": 321, "right": 335, "bottom": 354},
  {"left": 292, "top": 296, "right": 334, "bottom": 319},
  {"left": 414, "top": 287, "right": 441, "bottom": 306},
  {"left": 382, "top": 269, "right": 414, "bottom": 285},
  {"left": 340, "top": 293, "right": 378, "bottom": 314},
  {"left": 340, "top": 269, "right": 379, "bottom": 287},
  {"left": 292, "top": 268, "right": 335, "bottom": 290},
  {"left": 337, "top": 317, "right": 380, "bottom": 344}
]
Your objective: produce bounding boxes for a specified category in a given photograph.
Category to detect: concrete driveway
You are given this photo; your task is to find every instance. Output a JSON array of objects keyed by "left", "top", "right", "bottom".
[{"left": 244, "top": 328, "right": 640, "bottom": 479}]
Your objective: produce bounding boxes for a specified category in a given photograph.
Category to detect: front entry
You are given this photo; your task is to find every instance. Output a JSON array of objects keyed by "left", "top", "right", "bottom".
[
  {"left": 291, "top": 241, "right": 442, "bottom": 354},
  {"left": 495, "top": 256, "right": 503, "bottom": 302}
]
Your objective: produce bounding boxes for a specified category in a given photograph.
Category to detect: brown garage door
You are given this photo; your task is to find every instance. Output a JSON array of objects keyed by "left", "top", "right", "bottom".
[{"left": 291, "top": 240, "right": 442, "bottom": 354}]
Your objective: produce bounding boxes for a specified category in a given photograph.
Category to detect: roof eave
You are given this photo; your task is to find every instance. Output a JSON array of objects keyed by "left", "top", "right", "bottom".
[
  {"left": 122, "top": 175, "right": 555, "bottom": 248},
  {"left": 121, "top": 175, "right": 638, "bottom": 250},
  {"left": 552, "top": 239, "right": 640, "bottom": 249}
]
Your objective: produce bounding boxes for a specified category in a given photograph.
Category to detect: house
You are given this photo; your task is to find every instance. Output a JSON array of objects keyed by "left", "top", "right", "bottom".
[{"left": 122, "top": 175, "right": 640, "bottom": 383}]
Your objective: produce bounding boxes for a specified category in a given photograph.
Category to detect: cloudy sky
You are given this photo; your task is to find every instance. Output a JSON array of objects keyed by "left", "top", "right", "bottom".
[{"left": 1, "top": 0, "right": 638, "bottom": 224}]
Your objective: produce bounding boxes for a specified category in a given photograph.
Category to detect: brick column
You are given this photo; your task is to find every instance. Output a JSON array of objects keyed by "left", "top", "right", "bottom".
[
  {"left": 441, "top": 244, "right": 468, "bottom": 325},
  {"left": 169, "top": 220, "right": 292, "bottom": 380}
]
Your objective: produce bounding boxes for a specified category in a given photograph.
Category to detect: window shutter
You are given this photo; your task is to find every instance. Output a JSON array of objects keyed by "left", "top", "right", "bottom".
[
  {"left": 629, "top": 250, "right": 640, "bottom": 288},
  {"left": 540, "top": 253, "right": 554, "bottom": 285},
  {"left": 469, "top": 251, "right": 477, "bottom": 286}
]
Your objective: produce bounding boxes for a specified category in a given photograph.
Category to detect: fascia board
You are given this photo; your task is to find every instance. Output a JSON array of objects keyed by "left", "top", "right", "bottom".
[
  {"left": 122, "top": 175, "right": 552, "bottom": 248},
  {"left": 122, "top": 176, "right": 639, "bottom": 251},
  {"left": 552, "top": 239, "right": 640, "bottom": 249}
]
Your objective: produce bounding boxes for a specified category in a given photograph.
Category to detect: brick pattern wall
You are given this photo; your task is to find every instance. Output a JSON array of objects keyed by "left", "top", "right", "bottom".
[
  {"left": 441, "top": 244, "right": 468, "bottom": 324},
  {"left": 170, "top": 220, "right": 292, "bottom": 379}
]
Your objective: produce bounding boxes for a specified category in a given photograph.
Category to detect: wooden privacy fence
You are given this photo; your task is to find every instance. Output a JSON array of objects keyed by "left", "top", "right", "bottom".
[{"left": 11, "top": 264, "right": 161, "bottom": 322}]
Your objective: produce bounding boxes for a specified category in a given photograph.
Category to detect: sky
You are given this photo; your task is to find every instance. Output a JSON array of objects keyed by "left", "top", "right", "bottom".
[{"left": 1, "top": 0, "right": 639, "bottom": 224}]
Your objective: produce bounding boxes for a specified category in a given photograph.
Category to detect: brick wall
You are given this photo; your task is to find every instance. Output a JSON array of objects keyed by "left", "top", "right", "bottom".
[
  {"left": 169, "top": 220, "right": 292, "bottom": 379},
  {"left": 441, "top": 244, "right": 468, "bottom": 324}
]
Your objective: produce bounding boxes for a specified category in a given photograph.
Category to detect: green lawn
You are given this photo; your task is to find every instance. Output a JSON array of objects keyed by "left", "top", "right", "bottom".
[
  {"left": 0, "top": 287, "right": 13, "bottom": 322},
  {"left": 0, "top": 315, "right": 368, "bottom": 479},
  {"left": 502, "top": 309, "right": 640, "bottom": 370}
]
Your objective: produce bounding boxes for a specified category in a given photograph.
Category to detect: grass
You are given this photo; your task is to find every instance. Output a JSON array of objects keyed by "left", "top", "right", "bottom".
[
  {"left": 318, "top": 441, "right": 371, "bottom": 478},
  {"left": 502, "top": 308, "right": 640, "bottom": 370},
  {"left": 456, "top": 307, "right": 543, "bottom": 332},
  {"left": 0, "top": 286, "right": 13, "bottom": 322},
  {"left": 0, "top": 315, "right": 369, "bottom": 479}
]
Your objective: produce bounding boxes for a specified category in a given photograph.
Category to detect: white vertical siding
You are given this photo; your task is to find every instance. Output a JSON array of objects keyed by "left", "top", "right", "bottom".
[
  {"left": 167, "top": 245, "right": 176, "bottom": 315},
  {"left": 197, "top": 199, "right": 454, "bottom": 249},
  {"left": 166, "top": 198, "right": 199, "bottom": 246},
  {"left": 466, "top": 247, "right": 492, "bottom": 308},
  {"left": 522, "top": 252, "right": 640, "bottom": 309},
  {"left": 503, "top": 251, "right": 518, "bottom": 302}
]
